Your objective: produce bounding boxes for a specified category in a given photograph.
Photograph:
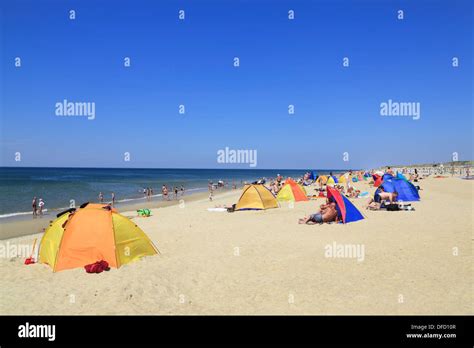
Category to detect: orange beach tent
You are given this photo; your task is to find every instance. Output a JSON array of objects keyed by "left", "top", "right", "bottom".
[
  {"left": 277, "top": 179, "right": 308, "bottom": 201},
  {"left": 39, "top": 203, "right": 158, "bottom": 272}
]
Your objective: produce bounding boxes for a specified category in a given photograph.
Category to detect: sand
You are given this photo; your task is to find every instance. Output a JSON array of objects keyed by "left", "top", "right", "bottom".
[{"left": 0, "top": 177, "right": 472, "bottom": 315}]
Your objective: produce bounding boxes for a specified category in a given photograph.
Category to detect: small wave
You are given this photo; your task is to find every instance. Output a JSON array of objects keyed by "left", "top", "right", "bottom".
[{"left": 0, "top": 209, "right": 48, "bottom": 219}]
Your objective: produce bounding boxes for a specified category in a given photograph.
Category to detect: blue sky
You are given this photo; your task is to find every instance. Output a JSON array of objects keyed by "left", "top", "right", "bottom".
[{"left": 1, "top": 0, "right": 472, "bottom": 169}]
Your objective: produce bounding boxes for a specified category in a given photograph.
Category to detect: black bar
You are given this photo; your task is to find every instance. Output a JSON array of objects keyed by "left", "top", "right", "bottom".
[{"left": 0, "top": 315, "right": 472, "bottom": 346}]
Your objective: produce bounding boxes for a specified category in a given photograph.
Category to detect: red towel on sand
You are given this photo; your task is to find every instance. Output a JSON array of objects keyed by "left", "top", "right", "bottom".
[{"left": 84, "top": 260, "right": 110, "bottom": 273}]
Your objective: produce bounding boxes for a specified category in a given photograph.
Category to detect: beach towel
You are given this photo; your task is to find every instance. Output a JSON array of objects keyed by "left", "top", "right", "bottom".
[
  {"left": 84, "top": 260, "right": 110, "bottom": 274},
  {"left": 207, "top": 208, "right": 228, "bottom": 212}
]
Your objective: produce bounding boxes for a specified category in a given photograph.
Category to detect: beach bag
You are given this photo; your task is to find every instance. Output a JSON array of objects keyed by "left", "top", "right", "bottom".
[
  {"left": 84, "top": 260, "right": 110, "bottom": 273},
  {"left": 386, "top": 204, "right": 400, "bottom": 211}
]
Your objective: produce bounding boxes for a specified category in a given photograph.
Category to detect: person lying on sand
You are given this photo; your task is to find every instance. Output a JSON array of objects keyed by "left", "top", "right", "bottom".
[{"left": 298, "top": 199, "right": 339, "bottom": 224}]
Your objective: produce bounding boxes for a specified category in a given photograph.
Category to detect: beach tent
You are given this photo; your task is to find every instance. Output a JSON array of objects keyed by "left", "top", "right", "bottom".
[
  {"left": 374, "top": 176, "right": 383, "bottom": 187},
  {"left": 317, "top": 175, "right": 328, "bottom": 185},
  {"left": 326, "top": 175, "right": 338, "bottom": 185},
  {"left": 308, "top": 171, "right": 317, "bottom": 180},
  {"left": 358, "top": 173, "right": 364, "bottom": 181},
  {"left": 235, "top": 184, "right": 278, "bottom": 210},
  {"left": 338, "top": 175, "right": 347, "bottom": 183},
  {"left": 364, "top": 172, "right": 371, "bottom": 177},
  {"left": 277, "top": 179, "right": 308, "bottom": 201},
  {"left": 382, "top": 173, "right": 394, "bottom": 182},
  {"left": 381, "top": 178, "right": 420, "bottom": 202},
  {"left": 327, "top": 186, "right": 364, "bottom": 224},
  {"left": 352, "top": 177, "right": 359, "bottom": 182},
  {"left": 396, "top": 172, "right": 408, "bottom": 181},
  {"left": 39, "top": 203, "right": 158, "bottom": 272}
]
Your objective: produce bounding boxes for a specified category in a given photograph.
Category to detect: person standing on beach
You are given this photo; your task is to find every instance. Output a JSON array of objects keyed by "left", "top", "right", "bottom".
[
  {"left": 150, "top": 187, "right": 154, "bottom": 199},
  {"left": 99, "top": 192, "right": 104, "bottom": 203},
  {"left": 38, "top": 198, "right": 45, "bottom": 216},
  {"left": 208, "top": 182, "right": 214, "bottom": 201},
  {"left": 111, "top": 192, "right": 116, "bottom": 206},
  {"left": 32, "top": 196, "right": 37, "bottom": 217}
]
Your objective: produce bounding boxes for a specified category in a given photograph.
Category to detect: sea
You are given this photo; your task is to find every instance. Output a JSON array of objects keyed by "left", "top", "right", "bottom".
[{"left": 0, "top": 167, "right": 345, "bottom": 219}]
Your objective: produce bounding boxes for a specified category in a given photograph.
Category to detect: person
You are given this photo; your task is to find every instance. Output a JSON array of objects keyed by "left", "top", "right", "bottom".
[
  {"left": 366, "top": 188, "right": 398, "bottom": 210},
  {"left": 99, "top": 192, "right": 104, "bottom": 203},
  {"left": 143, "top": 188, "right": 147, "bottom": 199},
  {"left": 150, "top": 187, "right": 154, "bottom": 199},
  {"left": 111, "top": 192, "right": 116, "bottom": 206},
  {"left": 299, "top": 198, "right": 339, "bottom": 224},
  {"left": 387, "top": 166, "right": 394, "bottom": 176},
  {"left": 38, "top": 198, "right": 45, "bottom": 216},
  {"left": 174, "top": 186, "right": 178, "bottom": 200},
  {"left": 32, "top": 196, "right": 37, "bottom": 217},
  {"left": 209, "top": 182, "right": 214, "bottom": 201},
  {"left": 180, "top": 185, "right": 185, "bottom": 196},
  {"left": 162, "top": 185, "right": 169, "bottom": 201}
]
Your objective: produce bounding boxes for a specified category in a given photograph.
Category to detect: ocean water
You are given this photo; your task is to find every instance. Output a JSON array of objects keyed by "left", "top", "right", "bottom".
[{"left": 0, "top": 167, "right": 343, "bottom": 218}]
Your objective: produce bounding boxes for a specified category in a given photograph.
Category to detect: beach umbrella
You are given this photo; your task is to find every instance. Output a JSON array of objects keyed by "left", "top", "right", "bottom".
[
  {"left": 39, "top": 203, "right": 158, "bottom": 272},
  {"left": 327, "top": 186, "right": 364, "bottom": 224}
]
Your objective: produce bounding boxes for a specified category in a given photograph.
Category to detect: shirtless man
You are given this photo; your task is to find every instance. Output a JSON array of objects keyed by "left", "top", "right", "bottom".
[
  {"left": 299, "top": 199, "right": 339, "bottom": 224},
  {"left": 366, "top": 188, "right": 398, "bottom": 210}
]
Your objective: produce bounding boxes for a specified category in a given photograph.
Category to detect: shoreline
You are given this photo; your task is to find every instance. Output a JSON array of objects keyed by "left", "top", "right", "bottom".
[{"left": 0, "top": 187, "right": 237, "bottom": 240}]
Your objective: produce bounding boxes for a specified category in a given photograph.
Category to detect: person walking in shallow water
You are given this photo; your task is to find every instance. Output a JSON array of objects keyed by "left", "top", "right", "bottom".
[
  {"left": 38, "top": 198, "right": 45, "bottom": 216},
  {"left": 99, "top": 192, "right": 104, "bottom": 203},
  {"left": 32, "top": 196, "right": 37, "bottom": 217},
  {"left": 111, "top": 192, "right": 116, "bottom": 207}
]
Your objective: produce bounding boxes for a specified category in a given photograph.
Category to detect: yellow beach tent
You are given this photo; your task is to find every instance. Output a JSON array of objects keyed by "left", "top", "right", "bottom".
[
  {"left": 339, "top": 175, "right": 347, "bottom": 183},
  {"left": 235, "top": 184, "right": 278, "bottom": 210},
  {"left": 39, "top": 203, "right": 158, "bottom": 272},
  {"left": 317, "top": 175, "right": 328, "bottom": 185},
  {"left": 326, "top": 176, "right": 336, "bottom": 185}
]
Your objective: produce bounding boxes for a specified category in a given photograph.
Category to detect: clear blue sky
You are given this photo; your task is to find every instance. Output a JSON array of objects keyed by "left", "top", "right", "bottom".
[{"left": 1, "top": 0, "right": 472, "bottom": 169}]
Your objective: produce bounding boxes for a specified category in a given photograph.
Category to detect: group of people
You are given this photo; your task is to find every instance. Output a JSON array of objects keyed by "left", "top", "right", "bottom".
[
  {"left": 143, "top": 187, "right": 154, "bottom": 201},
  {"left": 31, "top": 196, "right": 45, "bottom": 217},
  {"left": 162, "top": 185, "right": 185, "bottom": 201},
  {"left": 98, "top": 192, "right": 116, "bottom": 206}
]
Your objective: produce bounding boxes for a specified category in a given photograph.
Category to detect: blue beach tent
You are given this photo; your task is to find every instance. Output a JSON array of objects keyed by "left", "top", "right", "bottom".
[{"left": 381, "top": 178, "right": 420, "bottom": 202}]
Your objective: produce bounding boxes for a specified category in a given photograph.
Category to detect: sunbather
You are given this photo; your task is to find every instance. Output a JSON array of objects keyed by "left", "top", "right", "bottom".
[{"left": 299, "top": 199, "right": 339, "bottom": 224}]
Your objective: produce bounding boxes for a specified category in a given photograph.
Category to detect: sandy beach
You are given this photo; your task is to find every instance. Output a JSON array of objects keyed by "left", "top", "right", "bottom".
[{"left": 0, "top": 177, "right": 472, "bottom": 315}]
